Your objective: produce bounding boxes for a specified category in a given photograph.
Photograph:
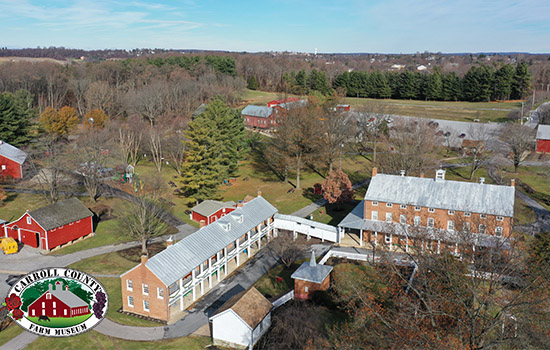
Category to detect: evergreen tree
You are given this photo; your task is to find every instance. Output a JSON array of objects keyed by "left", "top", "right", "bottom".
[
  {"left": 511, "top": 62, "right": 531, "bottom": 100},
  {"left": 442, "top": 72, "right": 462, "bottom": 101},
  {"left": 247, "top": 76, "right": 259, "bottom": 90},
  {"left": 397, "top": 70, "right": 419, "bottom": 99},
  {"left": 370, "top": 71, "right": 391, "bottom": 98},
  {"left": 332, "top": 72, "right": 351, "bottom": 95},
  {"left": 309, "top": 69, "right": 331, "bottom": 95},
  {"left": 493, "top": 64, "right": 514, "bottom": 101},
  {"left": 0, "top": 90, "right": 34, "bottom": 146},
  {"left": 294, "top": 70, "right": 310, "bottom": 95},
  {"left": 462, "top": 65, "right": 494, "bottom": 102},
  {"left": 423, "top": 69, "right": 443, "bottom": 100}
]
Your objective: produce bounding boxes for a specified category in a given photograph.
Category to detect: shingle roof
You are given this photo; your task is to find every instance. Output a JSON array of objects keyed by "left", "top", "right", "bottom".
[
  {"left": 0, "top": 141, "right": 27, "bottom": 164},
  {"left": 144, "top": 196, "right": 278, "bottom": 286},
  {"left": 192, "top": 200, "right": 236, "bottom": 217},
  {"left": 365, "top": 173, "right": 515, "bottom": 217},
  {"left": 536, "top": 124, "right": 550, "bottom": 140},
  {"left": 29, "top": 198, "right": 93, "bottom": 231},
  {"left": 211, "top": 287, "right": 272, "bottom": 329},
  {"left": 241, "top": 105, "right": 273, "bottom": 118},
  {"left": 291, "top": 251, "right": 333, "bottom": 284}
]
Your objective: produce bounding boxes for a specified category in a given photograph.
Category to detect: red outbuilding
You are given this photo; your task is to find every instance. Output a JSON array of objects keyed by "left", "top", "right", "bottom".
[
  {"left": 28, "top": 281, "right": 90, "bottom": 318},
  {"left": 4, "top": 198, "right": 94, "bottom": 251},
  {"left": 241, "top": 105, "right": 279, "bottom": 129},
  {"left": 267, "top": 97, "right": 300, "bottom": 108},
  {"left": 536, "top": 125, "right": 550, "bottom": 153},
  {"left": 0, "top": 140, "right": 27, "bottom": 180},
  {"left": 191, "top": 200, "right": 236, "bottom": 225}
]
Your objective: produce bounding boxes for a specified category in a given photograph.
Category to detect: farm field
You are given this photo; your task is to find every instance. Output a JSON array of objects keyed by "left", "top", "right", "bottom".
[{"left": 239, "top": 89, "right": 522, "bottom": 122}]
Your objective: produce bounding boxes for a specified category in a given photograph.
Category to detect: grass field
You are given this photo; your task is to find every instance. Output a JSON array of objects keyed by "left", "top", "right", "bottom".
[
  {"left": 0, "top": 325, "right": 24, "bottom": 347},
  {"left": 254, "top": 260, "right": 305, "bottom": 298},
  {"left": 25, "top": 330, "right": 210, "bottom": 350},
  {"left": 239, "top": 88, "right": 522, "bottom": 122},
  {"left": 27, "top": 314, "right": 92, "bottom": 328},
  {"left": 68, "top": 250, "right": 138, "bottom": 275}
]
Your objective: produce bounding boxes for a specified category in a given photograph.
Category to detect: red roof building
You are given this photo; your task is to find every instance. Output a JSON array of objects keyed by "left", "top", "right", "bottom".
[
  {"left": 0, "top": 140, "right": 27, "bottom": 180},
  {"left": 536, "top": 125, "right": 550, "bottom": 153},
  {"left": 28, "top": 281, "right": 90, "bottom": 318},
  {"left": 3, "top": 198, "right": 94, "bottom": 251},
  {"left": 190, "top": 200, "right": 236, "bottom": 225},
  {"left": 267, "top": 97, "right": 300, "bottom": 108}
]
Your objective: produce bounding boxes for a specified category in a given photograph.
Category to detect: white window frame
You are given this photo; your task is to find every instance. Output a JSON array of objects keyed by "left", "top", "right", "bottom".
[
  {"left": 496, "top": 216, "right": 503, "bottom": 221},
  {"left": 465, "top": 212, "right": 471, "bottom": 217},
  {"left": 143, "top": 300, "right": 149, "bottom": 312},
  {"left": 372, "top": 201, "right": 378, "bottom": 206},
  {"left": 142, "top": 283, "right": 149, "bottom": 296},
  {"left": 463, "top": 222, "right": 471, "bottom": 231},
  {"left": 26, "top": 216, "right": 31, "bottom": 225},
  {"left": 128, "top": 296, "right": 134, "bottom": 307},
  {"left": 427, "top": 218, "right": 434, "bottom": 228},
  {"left": 414, "top": 216, "right": 421, "bottom": 226},
  {"left": 479, "top": 224, "right": 486, "bottom": 234},
  {"left": 400, "top": 214, "right": 406, "bottom": 225},
  {"left": 1, "top": 165, "right": 5, "bottom": 170},
  {"left": 428, "top": 208, "right": 435, "bottom": 213},
  {"left": 386, "top": 203, "right": 393, "bottom": 208},
  {"left": 385, "top": 213, "right": 392, "bottom": 223},
  {"left": 157, "top": 287, "right": 164, "bottom": 299},
  {"left": 448, "top": 210, "right": 455, "bottom": 215},
  {"left": 447, "top": 220, "right": 454, "bottom": 231},
  {"left": 495, "top": 227, "right": 503, "bottom": 236},
  {"left": 400, "top": 204, "right": 407, "bottom": 209},
  {"left": 371, "top": 211, "right": 378, "bottom": 221},
  {"left": 384, "top": 234, "right": 392, "bottom": 244},
  {"left": 304, "top": 286, "right": 309, "bottom": 293},
  {"left": 415, "top": 206, "right": 421, "bottom": 211},
  {"left": 127, "top": 279, "right": 133, "bottom": 291},
  {"left": 53, "top": 301, "right": 56, "bottom": 308}
]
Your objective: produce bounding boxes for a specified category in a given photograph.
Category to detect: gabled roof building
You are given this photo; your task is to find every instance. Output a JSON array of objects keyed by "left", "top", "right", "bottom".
[
  {"left": 121, "top": 195, "right": 277, "bottom": 322},
  {"left": 0, "top": 140, "right": 27, "bottom": 179}
]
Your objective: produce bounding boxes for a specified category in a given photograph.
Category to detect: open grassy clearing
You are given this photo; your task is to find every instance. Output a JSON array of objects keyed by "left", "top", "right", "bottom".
[
  {"left": 0, "top": 324, "right": 24, "bottom": 347},
  {"left": 0, "top": 192, "right": 50, "bottom": 222},
  {"left": 239, "top": 89, "right": 301, "bottom": 107},
  {"left": 254, "top": 260, "right": 305, "bottom": 298},
  {"left": 25, "top": 330, "right": 210, "bottom": 350},
  {"left": 502, "top": 165, "right": 550, "bottom": 211}
]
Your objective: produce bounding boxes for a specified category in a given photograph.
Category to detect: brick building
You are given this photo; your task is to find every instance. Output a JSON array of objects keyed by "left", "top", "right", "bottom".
[
  {"left": 291, "top": 251, "right": 333, "bottom": 300},
  {"left": 338, "top": 168, "right": 515, "bottom": 254},
  {"left": 0, "top": 140, "right": 27, "bottom": 180},
  {"left": 241, "top": 105, "right": 278, "bottom": 129},
  {"left": 536, "top": 124, "right": 550, "bottom": 153},
  {"left": 120, "top": 196, "right": 277, "bottom": 322},
  {"left": 4, "top": 198, "right": 94, "bottom": 251}
]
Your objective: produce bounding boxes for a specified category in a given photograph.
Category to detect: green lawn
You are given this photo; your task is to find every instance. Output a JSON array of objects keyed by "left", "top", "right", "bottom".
[
  {"left": 68, "top": 251, "right": 138, "bottom": 275},
  {"left": 503, "top": 165, "right": 550, "bottom": 211},
  {"left": 514, "top": 198, "right": 536, "bottom": 225},
  {"left": 27, "top": 314, "right": 92, "bottom": 328},
  {"left": 95, "top": 277, "right": 160, "bottom": 327},
  {"left": 0, "top": 325, "right": 24, "bottom": 347},
  {"left": 254, "top": 260, "right": 305, "bottom": 298},
  {"left": 25, "top": 330, "right": 210, "bottom": 350},
  {"left": 239, "top": 89, "right": 301, "bottom": 106},
  {"left": 0, "top": 192, "right": 49, "bottom": 222}
]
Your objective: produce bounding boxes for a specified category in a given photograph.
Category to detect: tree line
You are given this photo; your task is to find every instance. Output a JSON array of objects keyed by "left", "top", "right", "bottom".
[{"left": 333, "top": 63, "right": 531, "bottom": 102}]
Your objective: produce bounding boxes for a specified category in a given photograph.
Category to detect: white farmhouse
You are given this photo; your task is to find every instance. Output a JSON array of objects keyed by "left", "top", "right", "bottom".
[{"left": 210, "top": 287, "right": 272, "bottom": 349}]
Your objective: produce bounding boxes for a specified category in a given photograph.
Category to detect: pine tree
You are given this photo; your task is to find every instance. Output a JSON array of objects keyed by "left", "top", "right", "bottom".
[
  {"left": 247, "top": 76, "right": 259, "bottom": 90},
  {"left": 423, "top": 69, "right": 443, "bottom": 100},
  {"left": 442, "top": 72, "right": 462, "bottom": 101},
  {"left": 494, "top": 64, "right": 514, "bottom": 101},
  {"left": 0, "top": 90, "right": 34, "bottom": 146},
  {"left": 511, "top": 62, "right": 531, "bottom": 100}
]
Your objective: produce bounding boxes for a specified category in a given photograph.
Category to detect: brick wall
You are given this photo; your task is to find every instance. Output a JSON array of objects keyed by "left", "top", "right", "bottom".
[
  {"left": 121, "top": 263, "right": 168, "bottom": 321},
  {"left": 294, "top": 276, "right": 330, "bottom": 300}
]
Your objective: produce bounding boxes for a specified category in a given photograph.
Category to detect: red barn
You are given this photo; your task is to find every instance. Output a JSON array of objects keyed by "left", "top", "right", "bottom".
[
  {"left": 536, "top": 125, "right": 550, "bottom": 153},
  {"left": 335, "top": 104, "right": 351, "bottom": 111},
  {"left": 28, "top": 281, "right": 90, "bottom": 318},
  {"left": 267, "top": 97, "right": 300, "bottom": 108},
  {"left": 0, "top": 140, "right": 27, "bottom": 180},
  {"left": 191, "top": 200, "right": 236, "bottom": 225},
  {"left": 241, "top": 105, "right": 278, "bottom": 129},
  {"left": 4, "top": 198, "right": 94, "bottom": 251}
]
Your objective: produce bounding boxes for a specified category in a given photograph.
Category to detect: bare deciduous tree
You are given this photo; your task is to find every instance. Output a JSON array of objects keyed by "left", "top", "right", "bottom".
[
  {"left": 463, "top": 125, "right": 494, "bottom": 179},
  {"left": 115, "top": 116, "right": 144, "bottom": 166},
  {"left": 268, "top": 231, "right": 308, "bottom": 268},
  {"left": 28, "top": 136, "right": 69, "bottom": 203},
  {"left": 148, "top": 127, "right": 164, "bottom": 173},
  {"left": 355, "top": 103, "right": 392, "bottom": 163},
  {"left": 501, "top": 123, "right": 535, "bottom": 172}
]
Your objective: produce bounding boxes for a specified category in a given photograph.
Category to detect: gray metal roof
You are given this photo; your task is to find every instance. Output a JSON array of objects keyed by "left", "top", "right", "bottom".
[
  {"left": 0, "top": 219, "right": 6, "bottom": 225},
  {"left": 536, "top": 124, "right": 550, "bottom": 140},
  {"left": 144, "top": 196, "right": 278, "bottom": 286},
  {"left": 29, "top": 198, "right": 93, "bottom": 231},
  {"left": 365, "top": 174, "right": 515, "bottom": 217},
  {"left": 192, "top": 200, "right": 236, "bottom": 217},
  {"left": 338, "top": 201, "right": 365, "bottom": 230},
  {"left": 274, "top": 214, "right": 338, "bottom": 233},
  {"left": 0, "top": 141, "right": 27, "bottom": 164},
  {"left": 278, "top": 99, "right": 307, "bottom": 110},
  {"left": 43, "top": 282, "right": 89, "bottom": 308},
  {"left": 241, "top": 105, "right": 274, "bottom": 118},
  {"left": 291, "top": 251, "right": 333, "bottom": 284}
]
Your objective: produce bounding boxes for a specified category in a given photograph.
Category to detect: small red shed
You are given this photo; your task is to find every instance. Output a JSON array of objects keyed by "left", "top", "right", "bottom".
[
  {"left": 27, "top": 281, "right": 90, "bottom": 318},
  {"left": 291, "top": 251, "right": 333, "bottom": 300},
  {"left": 191, "top": 200, "right": 236, "bottom": 225},
  {"left": 4, "top": 198, "right": 94, "bottom": 251},
  {"left": 267, "top": 97, "right": 300, "bottom": 108},
  {"left": 536, "top": 125, "right": 550, "bottom": 153},
  {"left": 0, "top": 140, "right": 27, "bottom": 180}
]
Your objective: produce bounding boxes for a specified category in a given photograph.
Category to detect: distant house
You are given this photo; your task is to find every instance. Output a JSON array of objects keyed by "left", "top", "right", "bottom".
[
  {"left": 267, "top": 97, "right": 300, "bottom": 108},
  {"left": 28, "top": 281, "right": 90, "bottom": 318},
  {"left": 191, "top": 200, "right": 236, "bottom": 225},
  {"left": 241, "top": 105, "right": 277, "bottom": 129},
  {"left": 335, "top": 104, "right": 351, "bottom": 112},
  {"left": 536, "top": 124, "right": 550, "bottom": 153},
  {"left": 3, "top": 198, "right": 94, "bottom": 251},
  {"left": 210, "top": 287, "right": 272, "bottom": 349},
  {"left": 291, "top": 251, "right": 333, "bottom": 300},
  {"left": 0, "top": 140, "right": 27, "bottom": 180},
  {"left": 417, "top": 65, "right": 428, "bottom": 71}
]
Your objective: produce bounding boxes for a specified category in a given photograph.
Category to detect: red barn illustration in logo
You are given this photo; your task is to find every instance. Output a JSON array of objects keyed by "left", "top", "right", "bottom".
[{"left": 27, "top": 281, "right": 90, "bottom": 318}]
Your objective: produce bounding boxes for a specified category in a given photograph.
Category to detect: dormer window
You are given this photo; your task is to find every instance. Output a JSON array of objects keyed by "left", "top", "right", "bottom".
[
  {"left": 230, "top": 213, "right": 244, "bottom": 223},
  {"left": 218, "top": 221, "right": 231, "bottom": 231}
]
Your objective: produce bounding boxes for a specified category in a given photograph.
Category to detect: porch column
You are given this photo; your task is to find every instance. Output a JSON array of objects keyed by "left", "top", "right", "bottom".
[
  {"left": 208, "top": 258, "right": 212, "bottom": 289},
  {"left": 437, "top": 240, "right": 441, "bottom": 254},
  {"left": 192, "top": 269, "right": 197, "bottom": 301},
  {"left": 247, "top": 232, "right": 251, "bottom": 258},
  {"left": 374, "top": 231, "right": 378, "bottom": 247},
  {"left": 224, "top": 247, "right": 228, "bottom": 276},
  {"left": 257, "top": 225, "right": 262, "bottom": 249},
  {"left": 217, "top": 252, "right": 221, "bottom": 282},
  {"left": 273, "top": 227, "right": 278, "bottom": 238},
  {"left": 359, "top": 229, "right": 363, "bottom": 246},
  {"left": 179, "top": 278, "right": 184, "bottom": 310},
  {"left": 200, "top": 264, "right": 204, "bottom": 295},
  {"left": 405, "top": 237, "right": 409, "bottom": 253},
  {"left": 293, "top": 230, "right": 297, "bottom": 240},
  {"left": 455, "top": 242, "right": 458, "bottom": 255},
  {"left": 236, "top": 238, "right": 240, "bottom": 265},
  {"left": 389, "top": 234, "right": 393, "bottom": 251}
]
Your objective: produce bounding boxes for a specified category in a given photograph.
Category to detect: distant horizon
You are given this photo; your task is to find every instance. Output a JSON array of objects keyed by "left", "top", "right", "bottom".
[{"left": 1, "top": 1, "right": 549, "bottom": 53}]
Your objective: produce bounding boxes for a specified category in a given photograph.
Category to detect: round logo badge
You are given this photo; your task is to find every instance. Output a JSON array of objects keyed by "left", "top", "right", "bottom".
[{"left": 2, "top": 268, "right": 108, "bottom": 337}]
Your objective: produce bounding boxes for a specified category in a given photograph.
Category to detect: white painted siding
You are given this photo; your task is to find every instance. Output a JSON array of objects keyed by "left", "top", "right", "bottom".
[
  {"left": 252, "top": 313, "right": 271, "bottom": 344},
  {"left": 212, "top": 310, "right": 251, "bottom": 348},
  {"left": 274, "top": 215, "right": 338, "bottom": 242}
]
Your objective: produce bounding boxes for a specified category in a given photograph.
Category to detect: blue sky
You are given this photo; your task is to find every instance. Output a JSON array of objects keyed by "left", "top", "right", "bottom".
[{"left": 0, "top": 0, "right": 549, "bottom": 53}]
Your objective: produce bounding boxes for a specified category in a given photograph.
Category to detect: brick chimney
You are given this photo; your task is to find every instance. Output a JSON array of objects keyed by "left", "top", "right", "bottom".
[
  {"left": 420, "top": 172, "right": 424, "bottom": 178},
  {"left": 237, "top": 200, "right": 244, "bottom": 208},
  {"left": 372, "top": 167, "right": 378, "bottom": 177},
  {"left": 511, "top": 179, "right": 515, "bottom": 187},
  {"left": 257, "top": 190, "right": 262, "bottom": 197},
  {"left": 166, "top": 235, "right": 174, "bottom": 247},
  {"left": 141, "top": 255, "right": 148, "bottom": 264},
  {"left": 200, "top": 220, "right": 206, "bottom": 228}
]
